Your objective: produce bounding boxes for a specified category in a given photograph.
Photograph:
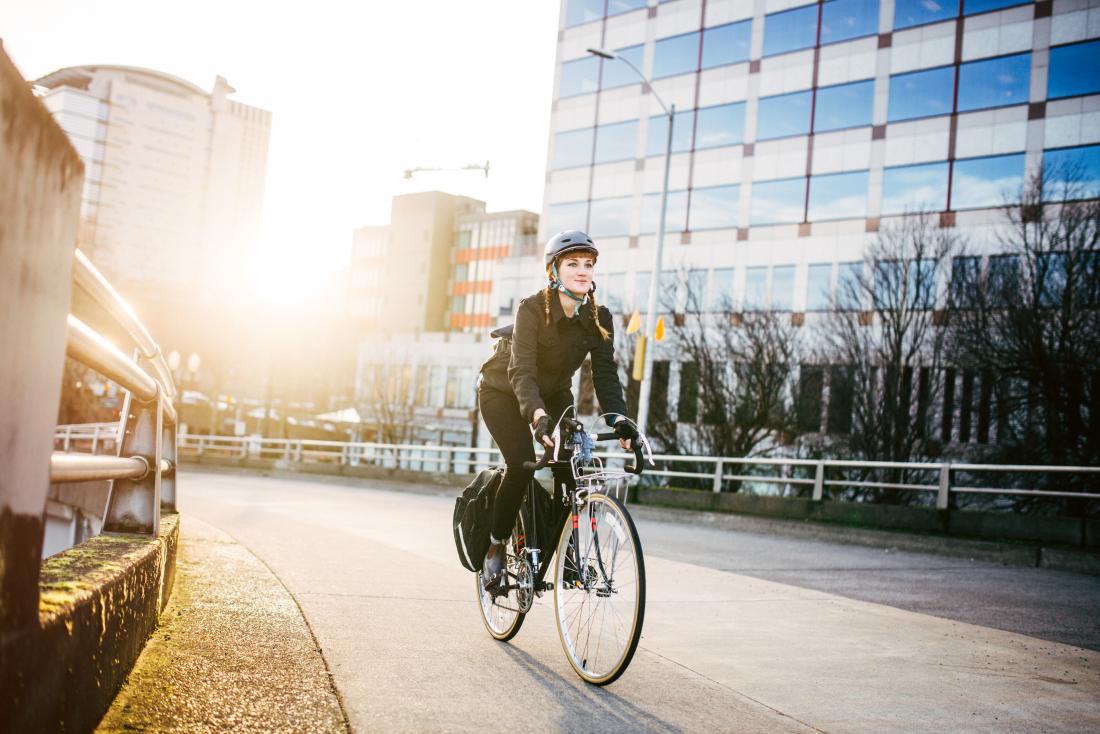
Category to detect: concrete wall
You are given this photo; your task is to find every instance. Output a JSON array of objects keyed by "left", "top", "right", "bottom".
[
  {"left": 0, "top": 514, "right": 179, "bottom": 733},
  {"left": 0, "top": 43, "right": 83, "bottom": 630}
]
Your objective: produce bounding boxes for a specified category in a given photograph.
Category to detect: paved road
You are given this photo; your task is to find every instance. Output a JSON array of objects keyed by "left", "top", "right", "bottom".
[{"left": 180, "top": 469, "right": 1100, "bottom": 733}]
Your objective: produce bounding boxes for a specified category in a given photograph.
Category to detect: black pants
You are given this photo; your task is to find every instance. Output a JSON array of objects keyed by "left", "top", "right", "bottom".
[{"left": 479, "top": 385, "right": 574, "bottom": 540}]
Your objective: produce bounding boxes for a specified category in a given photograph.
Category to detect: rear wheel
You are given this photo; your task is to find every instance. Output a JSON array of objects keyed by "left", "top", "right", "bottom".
[
  {"left": 476, "top": 509, "right": 530, "bottom": 641},
  {"left": 553, "top": 493, "right": 645, "bottom": 685}
]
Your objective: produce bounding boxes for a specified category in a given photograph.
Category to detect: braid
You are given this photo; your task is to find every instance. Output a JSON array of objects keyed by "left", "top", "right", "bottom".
[
  {"left": 589, "top": 287, "right": 610, "bottom": 341},
  {"left": 543, "top": 286, "right": 552, "bottom": 326}
]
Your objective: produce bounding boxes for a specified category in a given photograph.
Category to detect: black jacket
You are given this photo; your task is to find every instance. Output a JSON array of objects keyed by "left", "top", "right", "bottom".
[{"left": 479, "top": 288, "right": 629, "bottom": 424}]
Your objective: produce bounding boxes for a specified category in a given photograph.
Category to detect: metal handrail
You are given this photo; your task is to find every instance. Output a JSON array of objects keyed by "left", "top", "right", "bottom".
[
  {"left": 73, "top": 249, "right": 176, "bottom": 399},
  {"left": 51, "top": 453, "right": 150, "bottom": 483},
  {"left": 48, "top": 250, "right": 179, "bottom": 544},
  {"left": 175, "top": 434, "right": 1100, "bottom": 508}
]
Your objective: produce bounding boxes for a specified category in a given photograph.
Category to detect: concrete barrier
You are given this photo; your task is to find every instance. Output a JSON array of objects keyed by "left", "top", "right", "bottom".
[{"left": 0, "top": 514, "right": 179, "bottom": 733}]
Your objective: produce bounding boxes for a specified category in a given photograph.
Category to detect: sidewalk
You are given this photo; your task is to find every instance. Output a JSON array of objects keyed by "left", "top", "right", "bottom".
[{"left": 96, "top": 515, "right": 348, "bottom": 733}]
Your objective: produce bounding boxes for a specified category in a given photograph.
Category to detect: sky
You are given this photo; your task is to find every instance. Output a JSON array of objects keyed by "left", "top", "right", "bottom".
[{"left": 4, "top": 0, "right": 561, "bottom": 299}]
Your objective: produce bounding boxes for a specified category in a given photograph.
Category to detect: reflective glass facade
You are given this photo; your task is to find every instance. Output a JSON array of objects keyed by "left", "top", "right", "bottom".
[
  {"left": 957, "top": 53, "right": 1030, "bottom": 112},
  {"left": 814, "top": 80, "right": 874, "bottom": 132},
  {"left": 545, "top": 0, "right": 1100, "bottom": 322},
  {"left": 758, "top": 91, "right": 813, "bottom": 140},
  {"left": 888, "top": 66, "right": 955, "bottom": 122},
  {"left": 1048, "top": 41, "right": 1100, "bottom": 100}
]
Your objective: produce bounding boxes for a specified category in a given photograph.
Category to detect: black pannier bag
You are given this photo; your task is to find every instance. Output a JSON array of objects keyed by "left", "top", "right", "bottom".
[
  {"left": 524, "top": 478, "right": 561, "bottom": 553},
  {"left": 453, "top": 467, "right": 504, "bottom": 572}
]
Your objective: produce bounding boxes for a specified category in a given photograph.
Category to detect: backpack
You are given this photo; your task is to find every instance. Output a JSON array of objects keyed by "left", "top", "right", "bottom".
[{"left": 453, "top": 467, "right": 504, "bottom": 572}]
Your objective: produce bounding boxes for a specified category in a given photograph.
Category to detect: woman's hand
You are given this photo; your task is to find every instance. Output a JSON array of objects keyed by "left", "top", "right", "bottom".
[
  {"left": 614, "top": 420, "right": 639, "bottom": 451},
  {"left": 532, "top": 412, "right": 555, "bottom": 448}
]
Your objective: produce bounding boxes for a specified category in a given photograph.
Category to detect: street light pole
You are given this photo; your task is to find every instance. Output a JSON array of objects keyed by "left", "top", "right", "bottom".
[{"left": 587, "top": 48, "right": 673, "bottom": 437}]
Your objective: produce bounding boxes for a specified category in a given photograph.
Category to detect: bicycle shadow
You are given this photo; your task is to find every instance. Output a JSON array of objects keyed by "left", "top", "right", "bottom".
[{"left": 497, "top": 643, "right": 684, "bottom": 734}]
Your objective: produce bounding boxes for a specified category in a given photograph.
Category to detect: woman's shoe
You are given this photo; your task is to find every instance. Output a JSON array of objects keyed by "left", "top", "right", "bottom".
[{"left": 482, "top": 541, "right": 506, "bottom": 588}]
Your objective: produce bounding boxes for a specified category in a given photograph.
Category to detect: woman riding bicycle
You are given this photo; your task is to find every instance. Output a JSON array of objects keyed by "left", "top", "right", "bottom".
[{"left": 477, "top": 230, "right": 638, "bottom": 585}]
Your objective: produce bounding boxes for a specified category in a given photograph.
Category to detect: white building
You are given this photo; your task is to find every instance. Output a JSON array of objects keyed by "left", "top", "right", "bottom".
[
  {"left": 543, "top": 0, "right": 1100, "bottom": 439},
  {"left": 34, "top": 65, "right": 271, "bottom": 309}
]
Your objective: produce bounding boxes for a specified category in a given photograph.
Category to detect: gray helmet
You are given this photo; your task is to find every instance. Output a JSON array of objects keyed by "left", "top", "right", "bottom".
[{"left": 544, "top": 230, "right": 598, "bottom": 267}]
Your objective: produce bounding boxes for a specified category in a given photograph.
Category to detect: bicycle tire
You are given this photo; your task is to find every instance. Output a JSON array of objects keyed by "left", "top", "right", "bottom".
[
  {"left": 553, "top": 493, "right": 646, "bottom": 685},
  {"left": 476, "top": 507, "right": 529, "bottom": 641}
]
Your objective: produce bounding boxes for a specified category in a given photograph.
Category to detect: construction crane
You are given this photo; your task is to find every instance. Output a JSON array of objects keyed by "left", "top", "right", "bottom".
[{"left": 403, "top": 160, "right": 490, "bottom": 180}]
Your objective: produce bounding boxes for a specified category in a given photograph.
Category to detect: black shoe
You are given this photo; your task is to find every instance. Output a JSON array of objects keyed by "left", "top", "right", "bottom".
[{"left": 482, "top": 541, "right": 506, "bottom": 589}]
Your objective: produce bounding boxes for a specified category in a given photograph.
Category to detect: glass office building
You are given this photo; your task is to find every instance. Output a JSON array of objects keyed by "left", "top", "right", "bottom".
[{"left": 543, "top": 0, "right": 1100, "bottom": 318}]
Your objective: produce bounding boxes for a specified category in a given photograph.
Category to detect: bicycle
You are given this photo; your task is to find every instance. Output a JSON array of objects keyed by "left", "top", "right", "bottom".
[{"left": 475, "top": 415, "right": 654, "bottom": 686}]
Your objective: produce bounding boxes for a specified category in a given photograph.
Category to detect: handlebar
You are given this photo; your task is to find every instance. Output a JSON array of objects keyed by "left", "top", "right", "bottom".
[{"left": 523, "top": 429, "right": 649, "bottom": 475}]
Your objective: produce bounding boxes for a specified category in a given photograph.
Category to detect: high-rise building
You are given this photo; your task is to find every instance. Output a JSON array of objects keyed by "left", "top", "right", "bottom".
[
  {"left": 34, "top": 65, "right": 271, "bottom": 310},
  {"left": 350, "top": 191, "right": 485, "bottom": 334},
  {"left": 544, "top": 0, "right": 1100, "bottom": 319},
  {"left": 349, "top": 193, "right": 542, "bottom": 334}
]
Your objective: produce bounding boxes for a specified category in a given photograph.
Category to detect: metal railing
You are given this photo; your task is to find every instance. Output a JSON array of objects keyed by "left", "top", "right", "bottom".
[
  {"left": 49, "top": 250, "right": 178, "bottom": 552},
  {"left": 175, "top": 434, "right": 1100, "bottom": 510}
]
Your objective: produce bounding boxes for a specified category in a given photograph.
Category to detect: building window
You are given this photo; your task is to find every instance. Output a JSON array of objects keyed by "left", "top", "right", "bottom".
[
  {"left": 545, "top": 201, "right": 588, "bottom": 235},
  {"left": 894, "top": 0, "right": 957, "bottom": 30},
  {"left": 757, "top": 90, "right": 814, "bottom": 140},
  {"left": 712, "top": 267, "right": 735, "bottom": 311},
  {"left": 881, "top": 161, "right": 950, "bottom": 215},
  {"left": 695, "top": 103, "right": 746, "bottom": 149},
  {"left": 751, "top": 177, "right": 807, "bottom": 225},
  {"left": 646, "top": 109, "right": 696, "bottom": 155},
  {"left": 772, "top": 265, "right": 796, "bottom": 311},
  {"left": 957, "top": 53, "right": 1031, "bottom": 113},
  {"left": 702, "top": 20, "right": 752, "bottom": 69},
  {"left": 589, "top": 196, "right": 633, "bottom": 237},
  {"left": 744, "top": 266, "right": 768, "bottom": 310},
  {"left": 565, "top": 0, "right": 604, "bottom": 27},
  {"left": 836, "top": 262, "right": 863, "bottom": 310},
  {"left": 950, "top": 256, "right": 982, "bottom": 308},
  {"left": 603, "top": 272, "right": 626, "bottom": 313},
  {"left": 608, "top": 0, "right": 647, "bottom": 18},
  {"left": 1048, "top": 40, "right": 1100, "bottom": 100},
  {"left": 964, "top": 0, "right": 1031, "bottom": 15},
  {"left": 689, "top": 185, "right": 741, "bottom": 230},
  {"left": 601, "top": 45, "right": 646, "bottom": 90},
  {"left": 594, "top": 120, "right": 639, "bottom": 164},
  {"left": 640, "top": 190, "right": 690, "bottom": 233},
  {"left": 552, "top": 128, "right": 594, "bottom": 170},
  {"left": 677, "top": 361, "right": 699, "bottom": 422},
  {"left": 1043, "top": 144, "right": 1100, "bottom": 201},
  {"left": 951, "top": 153, "right": 1026, "bottom": 210},
  {"left": 763, "top": 4, "right": 819, "bottom": 58},
  {"left": 888, "top": 66, "right": 956, "bottom": 122},
  {"left": 808, "top": 170, "right": 869, "bottom": 221},
  {"left": 560, "top": 56, "right": 600, "bottom": 97},
  {"left": 633, "top": 271, "right": 652, "bottom": 312},
  {"left": 814, "top": 79, "right": 875, "bottom": 132},
  {"left": 806, "top": 263, "right": 833, "bottom": 311},
  {"left": 683, "top": 269, "right": 708, "bottom": 311},
  {"left": 654, "top": 31, "right": 700, "bottom": 79},
  {"left": 820, "top": 0, "right": 880, "bottom": 46}
]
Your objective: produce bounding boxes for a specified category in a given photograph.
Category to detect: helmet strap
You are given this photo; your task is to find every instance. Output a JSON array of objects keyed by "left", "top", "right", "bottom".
[{"left": 549, "top": 262, "right": 589, "bottom": 305}]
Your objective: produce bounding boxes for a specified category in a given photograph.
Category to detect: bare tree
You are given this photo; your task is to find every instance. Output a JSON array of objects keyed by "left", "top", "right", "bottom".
[
  {"left": 821, "top": 214, "right": 964, "bottom": 502},
  {"left": 358, "top": 364, "right": 416, "bottom": 446},
  {"left": 948, "top": 163, "right": 1099, "bottom": 508},
  {"left": 630, "top": 276, "right": 800, "bottom": 489}
]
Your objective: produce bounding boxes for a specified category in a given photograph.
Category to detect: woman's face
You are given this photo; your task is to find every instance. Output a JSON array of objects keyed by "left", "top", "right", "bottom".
[{"left": 557, "top": 255, "right": 596, "bottom": 294}]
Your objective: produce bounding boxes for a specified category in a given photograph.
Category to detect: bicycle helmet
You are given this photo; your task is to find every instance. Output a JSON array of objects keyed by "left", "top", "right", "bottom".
[{"left": 544, "top": 230, "right": 598, "bottom": 267}]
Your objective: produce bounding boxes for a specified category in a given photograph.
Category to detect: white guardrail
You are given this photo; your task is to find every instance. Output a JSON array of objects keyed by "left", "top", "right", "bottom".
[{"left": 58, "top": 424, "right": 1100, "bottom": 512}]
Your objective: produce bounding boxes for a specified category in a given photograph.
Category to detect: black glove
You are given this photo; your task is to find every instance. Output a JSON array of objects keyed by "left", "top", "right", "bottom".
[
  {"left": 533, "top": 415, "right": 554, "bottom": 446},
  {"left": 614, "top": 420, "right": 639, "bottom": 443}
]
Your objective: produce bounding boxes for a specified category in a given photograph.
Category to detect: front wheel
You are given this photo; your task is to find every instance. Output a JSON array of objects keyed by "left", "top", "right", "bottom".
[{"left": 553, "top": 493, "right": 645, "bottom": 685}]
